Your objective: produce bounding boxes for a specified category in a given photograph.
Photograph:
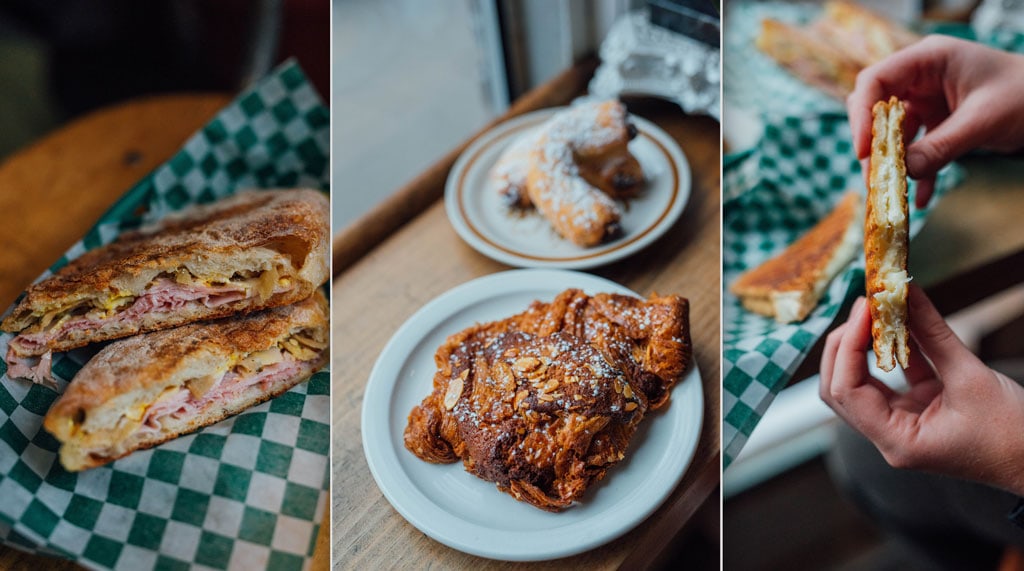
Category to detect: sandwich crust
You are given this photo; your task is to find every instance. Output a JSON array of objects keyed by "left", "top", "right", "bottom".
[
  {"left": 731, "top": 192, "right": 863, "bottom": 323},
  {"left": 43, "top": 290, "right": 329, "bottom": 471},
  {"left": 756, "top": 1, "right": 918, "bottom": 99},
  {"left": 822, "top": 2, "right": 920, "bottom": 66},
  {"left": 866, "top": 97, "right": 910, "bottom": 371},
  {"left": 2, "top": 189, "right": 329, "bottom": 354},
  {"left": 756, "top": 18, "right": 862, "bottom": 99}
]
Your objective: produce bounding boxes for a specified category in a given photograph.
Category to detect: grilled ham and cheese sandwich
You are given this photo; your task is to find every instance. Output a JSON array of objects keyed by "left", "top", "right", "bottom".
[
  {"left": 756, "top": 18, "right": 862, "bottom": 99},
  {"left": 757, "top": 1, "right": 918, "bottom": 99},
  {"left": 2, "top": 189, "right": 329, "bottom": 386},
  {"left": 866, "top": 97, "right": 910, "bottom": 371},
  {"left": 731, "top": 192, "right": 863, "bottom": 323},
  {"left": 43, "top": 291, "right": 329, "bottom": 471},
  {"left": 818, "top": 1, "right": 920, "bottom": 68}
]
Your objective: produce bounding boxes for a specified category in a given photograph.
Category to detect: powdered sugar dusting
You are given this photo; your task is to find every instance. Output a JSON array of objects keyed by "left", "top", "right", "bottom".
[{"left": 487, "top": 101, "right": 633, "bottom": 246}]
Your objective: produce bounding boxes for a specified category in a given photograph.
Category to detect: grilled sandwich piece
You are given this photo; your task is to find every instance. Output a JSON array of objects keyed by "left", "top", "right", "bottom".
[
  {"left": 866, "top": 97, "right": 910, "bottom": 371},
  {"left": 2, "top": 189, "right": 329, "bottom": 386},
  {"left": 818, "top": 1, "right": 920, "bottom": 67},
  {"left": 43, "top": 291, "right": 329, "bottom": 471},
  {"left": 757, "top": 1, "right": 918, "bottom": 99},
  {"left": 756, "top": 18, "right": 862, "bottom": 99},
  {"left": 731, "top": 192, "right": 863, "bottom": 323}
]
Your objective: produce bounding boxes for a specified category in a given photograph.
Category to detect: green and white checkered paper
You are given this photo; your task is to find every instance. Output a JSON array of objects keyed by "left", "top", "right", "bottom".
[{"left": 0, "top": 60, "right": 330, "bottom": 570}]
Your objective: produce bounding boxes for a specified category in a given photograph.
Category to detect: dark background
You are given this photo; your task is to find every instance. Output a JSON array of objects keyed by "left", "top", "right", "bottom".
[{"left": 0, "top": 0, "right": 328, "bottom": 161}]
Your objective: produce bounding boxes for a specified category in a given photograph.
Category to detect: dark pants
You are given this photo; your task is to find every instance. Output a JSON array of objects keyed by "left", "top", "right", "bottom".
[{"left": 827, "top": 423, "right": 1024, "bottom": 571}]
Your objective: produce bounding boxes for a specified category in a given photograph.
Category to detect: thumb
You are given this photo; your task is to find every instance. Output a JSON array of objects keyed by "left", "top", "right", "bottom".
[
  {"left": 905, "top": 102, "right": 989, "bottom": 180},
  {"left": 906, "top": 284, "right": 979, "bottom": 380}
]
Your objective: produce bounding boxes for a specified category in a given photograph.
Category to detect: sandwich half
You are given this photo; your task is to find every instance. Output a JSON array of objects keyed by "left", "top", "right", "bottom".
[
  {"left": 756, "top": 18, "right": 862, "bottom": 99},
  {"left": 757, "top": 1, "right": 918, "bottom": 99},
  {"left": 865, "top": 96, "right": 910, "bottom": 371},
  {"left": 818, "top": 1, "right": 919, "bottom": 68},
  {"left": 43, "top": 290, "right": 329, "bottom": 471},
  {"left": 2, "top": 189, "right": 329, "bottom": 385},
  {"left": 731, "top": 191, "right": 863, "bottom": 323}
]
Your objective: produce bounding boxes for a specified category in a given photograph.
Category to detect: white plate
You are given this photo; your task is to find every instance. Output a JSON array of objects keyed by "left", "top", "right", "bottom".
[
  {"left": 361, "top": 270, "right": 704, "bottom": 561},
  {"left": 445, "top": 108, "right": 692, "bottom": 269}
]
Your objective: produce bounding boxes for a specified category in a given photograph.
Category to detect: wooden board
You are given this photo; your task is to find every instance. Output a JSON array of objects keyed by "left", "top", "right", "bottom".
[{"left": 331, "top": 73, "right": 722, "bottom": 568}]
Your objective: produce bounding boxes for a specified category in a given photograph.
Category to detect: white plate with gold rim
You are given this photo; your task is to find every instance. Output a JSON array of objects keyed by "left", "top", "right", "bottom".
[
  {"left": 361, "top": 269, "right": 703, "bottom": 561},
  {"left": 445, "top": 107, "right": 691, "bottom": 269}
]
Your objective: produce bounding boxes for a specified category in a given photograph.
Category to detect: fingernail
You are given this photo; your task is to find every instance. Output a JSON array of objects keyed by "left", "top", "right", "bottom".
[
  {"left": 853, "top": 296, "right": 866, "bottom": 316},
  {"left": 906, "top": 150, "right": 928, "bottom": 178}
]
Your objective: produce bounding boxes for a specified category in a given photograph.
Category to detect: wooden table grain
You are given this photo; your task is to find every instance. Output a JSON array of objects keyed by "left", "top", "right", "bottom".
[
  {"left": 0, "top": 93, "right": 331, "bottom": 571},
  {"left": 331, "top": 61, "right": 722, "bottom": 568}
]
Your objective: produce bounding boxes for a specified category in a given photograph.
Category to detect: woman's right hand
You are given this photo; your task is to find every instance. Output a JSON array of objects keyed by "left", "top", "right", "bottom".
[{"left": 847, "top": 35, "right": 1024, "bottom": 207}]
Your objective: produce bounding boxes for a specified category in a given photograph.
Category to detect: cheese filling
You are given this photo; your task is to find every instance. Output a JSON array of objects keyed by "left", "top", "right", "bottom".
[
  {"left": 65, "top": 328, "right": 326, "bottom": 461},
  {"left": 869, "top": 100, "right": 910, "bottom": 362},
  {"left": 28, "top": 267, "right": 287, "bottom": 331},
  {"left": 9, "top": 267, "right": 293, "bottom": 359}
]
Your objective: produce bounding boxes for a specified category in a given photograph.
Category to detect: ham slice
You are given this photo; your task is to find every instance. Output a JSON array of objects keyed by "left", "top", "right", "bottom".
[
  {"left": 135, "top": 357, "right": 307, "bottom": 437},
  {"left": 6, "top": 278, "right": 266, "bottom": 383},
  {"left": 5, "top": 349, "right": 54, "bottom": 388}
]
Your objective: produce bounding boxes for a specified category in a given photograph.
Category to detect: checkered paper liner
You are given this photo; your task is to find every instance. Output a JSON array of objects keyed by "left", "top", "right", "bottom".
[
  {"left": 721, "top": 113, "right": 963, "bottom": 468},
  {"left": 0, "top": 60, "right": 330, "bottom": 570}
]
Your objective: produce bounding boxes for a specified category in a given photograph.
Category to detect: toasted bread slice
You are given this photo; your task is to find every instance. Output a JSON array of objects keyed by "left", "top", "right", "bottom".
[
  {"left": 43, "top": 291, "right": 329, "bottom": 471},
  {"left": 757, "top": 2, "right": 918, "bottom": 99},
  {"left": 756, "top": 18, "right": 862, "bottom": 99},
  {"left": 3, "top": 189, "right": 329, "bottom": 382},
  {"left": 821, "top": 2, "right": 919, "bottom": 67},
  {"left": 866, "top": 97, "right": 910, "bottom": 371},
  {"left": 731, "top": 192, "right": 863, "bottom": 323}
]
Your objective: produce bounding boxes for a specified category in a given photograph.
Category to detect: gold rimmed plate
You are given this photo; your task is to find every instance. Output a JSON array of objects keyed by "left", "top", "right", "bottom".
[{"left": 445, "top": 107, "right": 691, "bottom": 269}]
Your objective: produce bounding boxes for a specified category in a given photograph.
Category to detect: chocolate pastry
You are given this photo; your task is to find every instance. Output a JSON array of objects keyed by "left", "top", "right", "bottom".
[{"left": 404, "top": 288, "right": 690, "bottom": 511}]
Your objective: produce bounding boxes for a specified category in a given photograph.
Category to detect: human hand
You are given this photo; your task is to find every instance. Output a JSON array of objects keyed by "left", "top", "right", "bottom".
[
  {"left": 820, "top": 284, "right": 1024, "bottom": 495},
  {"left": 847, "top": 35, "right": 1024, "bottom": 207}
]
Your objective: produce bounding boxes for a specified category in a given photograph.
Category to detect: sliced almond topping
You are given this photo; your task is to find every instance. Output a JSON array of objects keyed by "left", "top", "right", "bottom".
[
  {"left": 625, "top": 402, "right": 638, "bottom": 412},
  {"left": 526, "top": 362, "right": 548, "bottom": 379},
  {"left": 514, "top": 389, "right": 529, "bottom": 410},
  {"left": 542, "top": 379, "right": 559, "bottom": 392},
  {"left": 513, "top": 357, "right": 541, "bottom": 374},
  {"left": 622, "top": 384, "right": 634, "bottom": 399},
  {"left": 632, "top": 345, "right": 645, "bottom": 362},
  {"left": 613, "top": 378, "right": 623, "bottom": 394},
  {"left": 444, "top": 376, "right": 464, "bottom": 410},
  {"left": 493, "top": 361, "right": 516, "bottom": 391}
]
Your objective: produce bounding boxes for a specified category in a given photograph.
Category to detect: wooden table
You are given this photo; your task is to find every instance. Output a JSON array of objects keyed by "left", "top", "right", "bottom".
[
  {"left": 332, "top": 61, "right": 722, "bottom": 569},
  {"left": 0, "top": 94, "right": 331, "bottom": 571}
]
